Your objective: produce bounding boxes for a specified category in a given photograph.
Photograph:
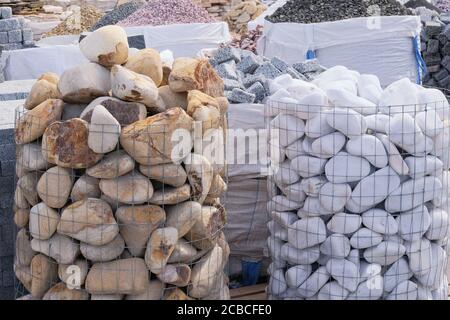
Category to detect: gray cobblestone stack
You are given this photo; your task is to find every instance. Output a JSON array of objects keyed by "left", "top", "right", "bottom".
[{"left": 0, "top": 6, "right": 34, "bottom": 51}]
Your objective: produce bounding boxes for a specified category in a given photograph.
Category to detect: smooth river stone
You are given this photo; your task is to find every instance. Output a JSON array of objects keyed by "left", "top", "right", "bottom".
[
  {"left": 31, "top": 234, "right": 79, "bottom": 264},
  {"left": 274, "top": 160, "right": 300, "bottom": 185},
  {"left": 326, "top": 212, "right": 362, "bottom": 234},
  {"left": 58, "top": 258, "right": 89, "bottom": 287},
  {"left": 346, "top": 134, "right": 388, "bottom": 168},
  {"left": 386, "top": 280, "right": 418, "bottom": 300},
  {"left": 346, "top": 166, "right": 400, "bottom": 213},
  {"left": 285, "top": 265, "right": 312, "bottom": 288},
  {"left": 415, "top": 243, "right": 446, "bottom": 289},
  {"left": 99, "top": 172, "right": 154, "bottom": 205},
  {"left": 297, "top": 266, "right": 330, "bottom": 298},
  {"left": 271, "top": 113, "right": 305, "bottom": 147},
  {"left": 297, "top": 197, "right": 332, "bottom": 218},
  {"left": 139, "top": 163, "right": 187, "bottom": 187},
  {"left": 386, "top": 113, "right": 425, "bottom": 146},
  {"left": 384, "top": 176, "right": 442, "bottom": 213},
  {"left": 302, "top": 137, "right": 315, "bottom": 155},
  {"left": 287, "top": 217, "right": 327, "bottom": 250},
  {"left": 363, "top": 241, "right": 406, "bottom": 265},
  {"left": 415, "top": 110, "right": 444, "bottom": 138},
  {"left": 425, "top": 208, "right": 449, "bottom": 240},
  {"left": 401, "top": 135, "right": 434, "bottom": 157},
  {"left": 376, "top": 134, "right": 409, "bottom": 176},
  {"left": 86, "top": 150, "right": 135, "bottom": 179},
  {"left": 268, "top": 269, "right": 287, "bottom": 296},
  {"left": 267, "top": 195, "right": 303, "bottom": 212},
  {"left": 285, "top": 139, "right": 307, "bottom": 160},
  {"left": 404, "top": 156, "right": 443, "bottom": 179},
  {"left": 325, "top": 107, "right": 367, "bottom": 139},
  {"left": 396, "top": 205, "right": 431, "bottom": 242},
  {"left": 88, "top": 105, "right": 121, "bottom": 154},
  {"left": 361, "top": 209, "right": 398, "bottom": 235},
  {"left": 300, "top": 176, "right": 328, "bottom": 197},
  {"left": 349, "top": 228, "right": 383, "bottom": 249},
  {"left": 271, "top": 211, "right": 298, "bottom": 229},
  {"left": 71, "top": 174, "right": 101, "bottom": 202},
  {"left": 267, "top": 236, "right": 284, "bottom": 262},
  {"left": 359, "top": 261, "right": 382, "bottom": 282},
  {"left": 291, "top": 155, "right": 327, "bottom": 178},
  {"left": 268, "top": 220, "right": 288, "bottom": 241},
  {"left": 317, "top": 281, "right": 349, "bottom": 300},
  {"left": 365, "top": 114, "right": 390, "bottom": 134},
  {"left": 305, "top": 113, "right": 335, "bottom": 138},
  {"left": 29, "top": 202, "right": 60, "bottom": 240},
  {"left": 319, "top": 182, "right": 351, "bottom": 213},
  {"left": 281, "top": 243, "right": 320, "bottom": 265},
  {"left": 80, "top": 234, "right": 125, "bottom": 262},
  {"left": 149, "top": 184, "right": 191, "bottom": 205},
  {"left": 311, "top": 132, "right": 346, "bottom": 159},
  {"left": 37, "top": 166, "right": 73, "bottom": 209},
  {"left": 347, "top": 276, "right": 383, "bottom": 300},
  {"left": 320, "top": 234, "right": 351, "bottom": 258},
  {"left": 17, "top": 142, "right": 49, "bottom": 171},
  {"left": 325, "top": 152, "right": 371, "bottom": 183},
  {"left": 281, "top": 182, "right": 307, "bottom": 203},
  {"left": 405, "top": 238, "right": 432, "bottom": 277},
  {"left": 383, "top": 257, "right": 413, "bottom": 293},
  {"left": 326, "top": 258, "right": 359, "bottom": 292}
]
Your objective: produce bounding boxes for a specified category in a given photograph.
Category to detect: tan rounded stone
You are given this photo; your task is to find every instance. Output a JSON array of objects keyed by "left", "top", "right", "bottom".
[
  {"left": 37, "top": 166, "right": 73, "bottom": 209},
  {"left": 165, "top": 201, "right": 202, "bottom": 238},
  {"left": 14, "top": 185, "right": 29, "bottom": 209},
  {"left": 17, "top": 172, "right": 41, "bottom": 206},
  {"left": 29, "top": 202, "right": 60, "bottom": 240},
  {"left": 144, "top": 227, "right": 178, "bottom": 274},
  {"left": 43, "top": 282, "right": 89, "bottom": 300},
  {"left": 80, "top": 234, "right": 125, "bottom": 262},
  {"left": 158, "top": 85, "right": 188, "bottom": 110},
  {"left": 86, "top": 150, "right": 134, "bottom": 179},
  {"left": 58, "top": 258, "right": 89, "bottom": 287},
  {"left": 125, "top": 280, "right": 165, "bottom": 300},
  {"left": 139, "top": 163, "right": 187, "bottom": 187},
  {"left": 30, "top": 254, "right": 59, "bottom": 299},
  {"left": 31, "top": 234, "right": 80, "bottom": 264},
  {"left": 185, "top": 205, "right": 226, "bottom": 250},
  {"left": 124, "top": 48, "right": 163, "bottom": 86},
  {"left": 149, "top": 184, "right": 191, "bottom": 205},
  {"left": 157, "top": 264, "right": 191, "bottom": 287},
  {"left": 24, "top": 79, "right": 61, "bottom": 110},
  {"left": 71, "top": 174, "right": 101, "bottom": 202},
  {"left": 14, "top": 208, "right": 30, "bottom": 228},
  {"left": 17, "top": 143, "right": 49, "bottom": 171},
  {"left": 99, "top": 171, "right": 154, "bottom": 204},
  {"left": 167, "top": 239, "right": 197, "bottom": 264},
  {"left": 15, "top": 228, "right": 36, "bottom": 267}
]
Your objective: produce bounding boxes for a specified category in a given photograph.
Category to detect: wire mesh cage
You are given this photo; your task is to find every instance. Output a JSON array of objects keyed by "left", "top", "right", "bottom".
[
  {"left": 13, "top": 95, "right": 229, "bottom": 300},
  {"left": 265, "top": 90, "right": 450, "bottom": 300}
]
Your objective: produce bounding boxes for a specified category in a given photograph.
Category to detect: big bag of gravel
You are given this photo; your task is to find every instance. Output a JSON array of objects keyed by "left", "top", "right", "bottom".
[{"left": 257, "top": 16, "right": 422, "bottom": 87}]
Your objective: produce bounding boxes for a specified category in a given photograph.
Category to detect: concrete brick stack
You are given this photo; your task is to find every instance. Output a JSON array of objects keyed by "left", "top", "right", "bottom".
[
  {"left": 0, "top": 6, "right": 33, "bottom": 51},
  {"left": 193, "top": 0, "right": 242, "bottom": 19}
]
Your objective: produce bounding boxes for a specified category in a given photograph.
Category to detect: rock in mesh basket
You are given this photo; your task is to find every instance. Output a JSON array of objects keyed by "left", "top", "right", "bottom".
[
  {"left": 266, "top": 94, "right": 450, "bottom": 300},
  {"left": 13, "top": 25, "right": 229, "bottom": 300}
]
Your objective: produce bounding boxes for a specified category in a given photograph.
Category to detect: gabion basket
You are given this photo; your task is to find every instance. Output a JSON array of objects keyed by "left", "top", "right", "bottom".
[
  {"left": 265, "top": 93, "right": 450, "bottom": 300},
  {"left": 13, "top": 101, "right": 229, "bottom": 300}
]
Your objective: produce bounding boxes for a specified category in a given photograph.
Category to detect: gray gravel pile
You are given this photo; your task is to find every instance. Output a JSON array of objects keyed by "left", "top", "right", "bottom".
[
  {"left": 210, "top": 46, "right": 325, "bottom": 104},
  {"left": 267, "top": 0, "right": 411, "bottom": 24},
  {"left": 405, "top": 0, "right": 442, "bottom": 13},
  {"left": 90, "top": 0, "right": 145, "bottom": 31}
]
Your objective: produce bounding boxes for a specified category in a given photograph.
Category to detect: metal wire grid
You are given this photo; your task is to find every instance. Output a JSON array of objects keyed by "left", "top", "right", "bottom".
[
  {"left": 265, "top": 95, "right": 450, "bottom": 300},
  {"left": 13, "top": 104, "right": 229, "bottom": 300}
]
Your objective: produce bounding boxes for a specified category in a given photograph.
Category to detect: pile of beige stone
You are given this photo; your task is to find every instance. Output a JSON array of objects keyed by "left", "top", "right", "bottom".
[
  {"left": 13, "top": 25, "right": 230, "bottom": 300},
  {"left": 224, "top": 0, "right": 267, "bottom": 34}
]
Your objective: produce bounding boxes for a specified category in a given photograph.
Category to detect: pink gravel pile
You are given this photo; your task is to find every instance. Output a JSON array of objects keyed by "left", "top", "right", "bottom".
[{"left": 118, "top": 0, "right": 216, "bottom": 26}]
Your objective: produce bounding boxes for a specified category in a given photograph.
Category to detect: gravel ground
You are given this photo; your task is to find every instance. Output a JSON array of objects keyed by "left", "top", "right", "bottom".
[{"left": 90, "top": 0, "right": 145, "bottom": 31}]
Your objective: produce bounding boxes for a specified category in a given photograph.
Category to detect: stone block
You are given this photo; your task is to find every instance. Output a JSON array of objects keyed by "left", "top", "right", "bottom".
[
  {"left": 223, "top": 78, "right": 243, "bottom": 91},
  {"left": 0, "top": 18, "right": 20, "bottom": 33},
  {"left": 427, "top": 64, "right": 441, "bottom": 73},
  {"left": 215, "top": 60, "right": 238, "bottom": 80},
  {"left": 247, "top": 81, "right": 266, "bottom": 103},
  {"left": 433, "top": 68, "right": 448, "bottom": 82},
  {"left": 214, "top": 46, "right": 241, "bottom": 64},
  {"left": 0, "top": 32, "right": 6, "bottom": 45},
  {"left": 271, "top": 56, "right": 290, "bottom": 72},
  {"left": 441, "top": 55, "right": 450, "bottom": 71},
  {"left": 427, "top": 39, "right": 439, "bottom": 54},
  {"left": 438, "top": 74, "right": 450, "bottom": 87},
  {"left": 425, "top": 21, "right": 443, "bottom": 37},
  {"left": 7, "top": 29, "right": 21, "bottom": 44},
  {"left": 254, "top": 62, "right": 282, "bottom": 79},
  {"left": 229, "top": 88, "right": 256, "bottom": 104},
  {"left": 0, "top": 7, "right": 12, "bottom": 19},
  {"left": 21, "top": 28, "right": 32, "bottom": 42},
  {"left": 236, "top": 53, "right": 260, "bottom": 74},
  {"left": 424, "top": 52, "right": 441, "bottom": 66},
  {"left": 0, "top": 43, "right": 22, "bottom": 51}
]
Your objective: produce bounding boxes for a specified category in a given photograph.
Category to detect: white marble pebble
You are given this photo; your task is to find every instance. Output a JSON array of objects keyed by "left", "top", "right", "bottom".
[
  {"left": 417, "top": 87, "right": 450, "bottom": 122},
  {"left": 415, "top": 243, "right": 447, "bottom": 289},
  {"left": 267, "top": 236, "right": 284, "bottom": 262},
  {"left": 405, "top": 238, "right": 432, "bottom": 277},
  {"left": 347, "top": 249, "right": 360, "bottom": 270},
  {"left": 326, "top": 88, "right": 377, "bottom": 116},
  {"left": 359, "top": 262, "right": 382, "bottom": 282},
  {"left": 385, "top": 176, "right": 442, "bottom": 213},
  {"left": 320, "top": 80, "right": 358, "bottom": 96},
  {"left": 268, "top": 269, "right": 288, "bottom": 296},
  {"left": 325, "top": 152, "right": 371, "bottom": 183},
  {"left": 350, "top": 228, "right": 383, "bottom": 249},
  {"left": 386, "top": 113, "right": 425, "bottom": 147},
  {"left": 326, "top": 212, "right": 362, "bottom": 234},
  {"left": 376, "top": 134, "right": 409, "bottom": 176},
  {"left": 365, "top": 114, "right": 390, "bottom": 134},
  {"left": 320, "top": 234, "right": 351, "bottom": 258},
  {"left": 317, "top": 254, "right": 332, "bottom": 266},
  {"left": 311, "top": 132, "right": 346, "bottom": 159},
  {"left": 280, "top": 243, "right": 320, "bottom": 265},
  {"left": 293, "top": 92, "right": 330, "bottom": 120},
  {"left": 317, "top": 281, "right": 350, "bottom": 300},
  {"left": 363, "top": 241, "right": 406, "bottom": 265},
  {"left": 347, "top": 275, "right": 384, "bottom": 300},
  {"left": 402, "top": 135, "right": 434, "bottom": 157},
  {"left": 425, "top": 208, "right": 449, "bottom": 240},
  {"left": 415, "top": 110, "right": 444, "bottom": 138},
  {"left": 285, "top": 139, "right": 306, "bottom": 160},
  {"left": 357, "top": 74, "right": 383, "bottom": 104},
  {"left": 291, "top": 155, "right": 327, "bottom": 178},
  {"left": 383, "top": 257, "right": 413, "bottom": 293},
  {"left": 305, "top": 113, "right": 335, "bottom": 138},
  {"left": 301, "top": 137, "right": 315, "bottom": 155},
  {"left": 361, "top": 209, "right": 398, "bottom": 235},
  {"left": 297, "top": 197, "right": 332, "bottom": 218},
  {"left": 404, "top": 156, "right": 443, "bottom": 179},
  {"left": 279, "top": 288, "right": 300, "bottom": 300},
  {"left": 325, "top": 107, "right": 367, "bottom": 139},
  {"left": 268, "top": 220, "right": 288, "bottom": 241},
  {"left": 274, "top": 160, "right": 301, "bottom": 185},
  {"left": 271, "top": 113, "right": 305, "bottom": 147},
  {"left": 378, "top": 78, "right": 420, "bottom": 115},
  {"left": 386, "top": 280, "right": 418, "bottom": 300},
  {"left": 346, "top": 134, "right": 388, "bottom": 168},
  {"left": 326, "top": 258, "right": 359, "bottom": 292},
  {"left": 383, "top": 233, "right": 404, "bottom": 245},
  {"left": 285, "top": 265, "right": 312, "bottom": 288},
  {"left": 271, "top": 211, "right": 298, "bottom": 229},
  {"left": 287, "top": 217, "right": 327, "bottom": 250},
  {"left": 281, "top": 182, "right": 307, "bottom": 203},
  {"left": 418, "top": 286, "right": 434, "bottom": 300},
  {"left": 319, "top": 182, "right": 351, "bottom": 213},
  {"left": 346, "top": 166, "right": 400, "bottom": 213},
  {"left": 297, "top": 266, "right": 330, "bottom": 298},
  {"left": 267, "top": 195, "right": 303, "bottom": 212},
  {"left": 300, "top": 176, "right": 328, "bottom": 197},
  {"left": 396, "top": 205, "right": 431, "bottom": 242}
]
